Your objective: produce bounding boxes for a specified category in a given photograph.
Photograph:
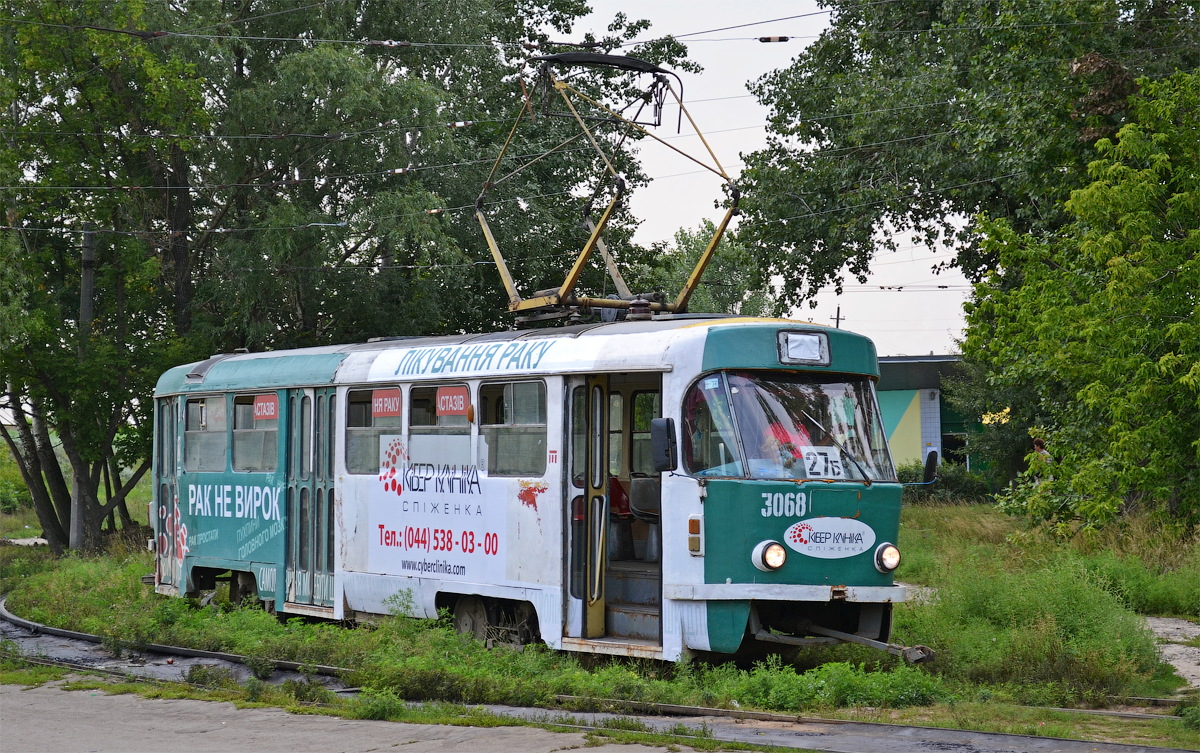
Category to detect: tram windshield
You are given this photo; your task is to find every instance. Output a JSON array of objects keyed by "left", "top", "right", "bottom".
[{"left": 683, "top": 371, "right": 896, "bottom": 482}]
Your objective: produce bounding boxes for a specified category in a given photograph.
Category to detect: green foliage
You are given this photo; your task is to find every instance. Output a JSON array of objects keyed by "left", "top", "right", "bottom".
[
  {"left": 185, "top": 664, "right": 238, "bottom": 689},
  {"left": 737, "top": 0, "right": 1199, "bottom": 305},
  {"left": 1180, "top": 698, "right": 1200, "bottom": 731},
  {"left": 631, "top": 222, "right": 775, "bottom": 315},
  {"left": 895, "top": 555, "right": 1162, "bottom": 702},
  {"left": 1067, "top": 545, "right": 1200, "bottom": 617},
  {"left": 281, "top": 677, "right": 336, "bottom": 704},
  {"left": 732, "top": 657, "right": 949, "bottom": 710},
  {"left": 0, "top": 545, "right": 56, "bottom": 593},
  {"left": 962, "top": 72, "right": 1200, "bottom": 528},
  {"left": 346, "top": 687, "right": 409, "bottom": 720},
  {"left": 0, "top": 0, "right": 702, "bottom": 552},
  {"left": 0, "top": 450, "right": 31, "bottom": 514},
  {"left": 1182, "top": 705, "right": 1200, "bottom": 731},
  {"left": 0, "top": 480, "right": 31, "bottom": 515},
  {"left": 897, "top": 461, "right": 990, "bottom": 504}
]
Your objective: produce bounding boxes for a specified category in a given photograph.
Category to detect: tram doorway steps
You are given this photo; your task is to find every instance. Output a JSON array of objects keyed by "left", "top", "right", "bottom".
[{"left": 605, "top": 560, "right": 661, "bottom": 642}]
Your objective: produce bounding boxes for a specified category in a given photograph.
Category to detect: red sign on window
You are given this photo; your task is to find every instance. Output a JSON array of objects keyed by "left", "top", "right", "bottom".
[
  {"left": 435, "top": 386, "right": 469, "bottom": 416},
  {"left": 372, "top": 389, "right": 402, "bottom": 418},
  {"left": 253, "top": 394, "right": 278, "bottom": 420}
]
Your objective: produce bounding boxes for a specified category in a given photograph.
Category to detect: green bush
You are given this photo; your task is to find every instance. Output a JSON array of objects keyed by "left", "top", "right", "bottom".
[
  {"left": 0, "top": 479, "right": 32, "bottom": 514},
  {"left": 897, "top": 461, "right": 991, "bottom": 504},
  {"left": 894, "top": 558, "right": 1160, "bottom": 701},
  {"left": 0, "top": 448, "right": 32, "bottom": 515},
  {"left": 1073, "top": 548, "right": 1200, "bottom": 617},
  {"left": 730, "top": 657, "right": 949, "bottom": 711}
]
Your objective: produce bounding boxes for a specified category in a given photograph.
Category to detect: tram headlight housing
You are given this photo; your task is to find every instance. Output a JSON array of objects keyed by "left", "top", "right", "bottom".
[
  {"left": 752, "top": 540, "right": 788, "bottom": 572},
  {"left": 875, "top": 542, "right": 901, "bottom": 573}
]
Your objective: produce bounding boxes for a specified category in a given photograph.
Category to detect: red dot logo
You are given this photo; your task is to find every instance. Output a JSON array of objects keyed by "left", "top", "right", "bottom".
[
  {"left": 788, "top": 522, "right": 812, "bottom": 546},
  {"left": 378, "top": 439, "right": 405, "bottom": 497}
]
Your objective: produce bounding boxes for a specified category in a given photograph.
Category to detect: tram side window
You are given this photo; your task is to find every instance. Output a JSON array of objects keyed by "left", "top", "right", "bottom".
[
  {"left": 479, "top": 381, "right": 546, "bottom": 476},
  {"left": 184, "top": 397, "right": 227, "bottom": 472},
  {"left": 345, "top": 388, "right": 403, "bottom": 474},
  {"left": 608, "top": 392, "right": 624, "bottom": 476},
  {"left": 232, "top": 394, "right": 278, "bottom": 472},
  {"left": 682, "top": 375, "right": 744, "bottom": 477},
  {"left": 630, "top": 391, "right": 661, "bottom": 475},
  {"left": 409, "top": 385, "right": 471, "bottom": 466}
]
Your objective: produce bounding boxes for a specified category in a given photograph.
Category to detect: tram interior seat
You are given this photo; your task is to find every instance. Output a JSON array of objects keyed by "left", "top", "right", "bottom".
[
  {"left": 628, "top": 477, "right": 661, "bottom": 563},
  {"left": 607, "top": 478, "right": 635, "bottom": 561}
]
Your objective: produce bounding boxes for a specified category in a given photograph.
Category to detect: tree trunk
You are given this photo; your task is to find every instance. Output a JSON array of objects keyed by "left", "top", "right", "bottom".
[
  {"left": 1, "top": 393, "right": 67, "bottom": 554},
  {"left": 32, "top": 409, "right": 73, "bottom": 533}
]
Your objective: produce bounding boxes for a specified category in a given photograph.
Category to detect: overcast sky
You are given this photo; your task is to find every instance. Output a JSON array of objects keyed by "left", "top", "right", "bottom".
[{"left": 572, "top": 1, "right": 969, "bottom": 357}]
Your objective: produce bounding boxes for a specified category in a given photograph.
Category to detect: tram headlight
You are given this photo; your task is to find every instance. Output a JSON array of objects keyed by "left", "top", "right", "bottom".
[
  {"left": 875, "top": 542, "right": 901, "bottom": 573},
  {"left": 752, "top": 540, "right": 787, "bottom": 572}
]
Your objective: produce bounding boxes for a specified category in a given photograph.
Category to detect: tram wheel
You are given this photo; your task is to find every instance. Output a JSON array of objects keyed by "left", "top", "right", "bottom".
[{"left": 452, "top": 595, "right": 489, "bottom": 641}]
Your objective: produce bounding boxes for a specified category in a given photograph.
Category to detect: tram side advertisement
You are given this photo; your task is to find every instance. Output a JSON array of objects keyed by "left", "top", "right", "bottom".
[{"left": 371, "top": 430, "right": 506, "bottom": 583}]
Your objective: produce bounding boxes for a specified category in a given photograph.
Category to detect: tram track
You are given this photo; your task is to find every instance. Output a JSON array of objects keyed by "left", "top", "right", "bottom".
[{"left": 2, "top": 595, "right": 1191, "bottom": 753}]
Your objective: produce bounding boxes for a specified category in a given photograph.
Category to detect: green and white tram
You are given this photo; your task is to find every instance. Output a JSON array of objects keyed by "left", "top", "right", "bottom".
[{"left": 152, "top": 315, "right": 931, "bottom": 662}]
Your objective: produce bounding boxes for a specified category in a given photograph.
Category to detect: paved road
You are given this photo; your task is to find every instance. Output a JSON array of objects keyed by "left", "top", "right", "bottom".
[
  {"left": 4, "top": 681, "right": 1190, "bottom": 753},
  {"left": 0, "top": 683, "right": 679, "bottom": 753}
]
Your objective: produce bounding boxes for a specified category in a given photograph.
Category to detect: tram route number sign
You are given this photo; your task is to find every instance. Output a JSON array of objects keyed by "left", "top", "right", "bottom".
[{"left": 798, "top": 446, "right": 844, "bottom": 479}]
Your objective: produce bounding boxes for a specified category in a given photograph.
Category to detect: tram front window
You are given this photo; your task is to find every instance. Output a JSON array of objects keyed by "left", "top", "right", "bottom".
[{"left": 683, "top": 372, "right": 895, "bottom": 482}]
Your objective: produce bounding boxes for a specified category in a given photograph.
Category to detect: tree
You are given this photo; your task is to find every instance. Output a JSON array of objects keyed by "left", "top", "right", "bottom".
[
  {"left": 736, "top": 0, "right": 1199, "bottom": 309},
  {"left": 960, "top": 71, "right": 1200, "bottom": 529},
  {"left": 0, "top": 0, "right": 694, "bottom": 551},
  {"left": 633, "top": 220, "right": 774, "bottom": 316}
]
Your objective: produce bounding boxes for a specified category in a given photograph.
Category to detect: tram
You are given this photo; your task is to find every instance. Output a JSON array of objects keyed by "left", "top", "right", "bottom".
[{"left": 151, "top": 315, "right": 933, "bottom": 662}]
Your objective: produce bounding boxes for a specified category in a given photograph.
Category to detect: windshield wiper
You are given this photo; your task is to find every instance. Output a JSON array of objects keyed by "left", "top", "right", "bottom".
[{"left": 800, "top": 409, "right": 872, "bottom": 484}]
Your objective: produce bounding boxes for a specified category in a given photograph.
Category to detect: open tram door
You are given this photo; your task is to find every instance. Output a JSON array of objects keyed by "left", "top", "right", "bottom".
[
  {"left": 565, "top": 373, "right": 664, "bottom": 655},
  {"left": 567, "top": 376, "right": 608, "bottom": 638}
]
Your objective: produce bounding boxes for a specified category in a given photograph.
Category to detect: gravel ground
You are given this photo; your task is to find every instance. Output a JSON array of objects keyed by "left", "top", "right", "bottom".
[{"left": 1146, "top": 617, "right": 1200, "bottom": 689}]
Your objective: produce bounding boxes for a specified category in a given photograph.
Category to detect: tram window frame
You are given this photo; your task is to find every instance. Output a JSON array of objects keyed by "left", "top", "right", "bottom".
[
  {"left": 409, "top": 384, "right": 472, "bottom": 467},
  {"left": 607, "top": 392, "right": 624, "bottom": 476},
  {"left": 232, "top": 394, "right": 279, "bottom": 472},
  {"left": 345, "top": 388, "right": 403, "bottom": 475},
  {"left": 479, "top": 380, "right": 547, "bottom": 477},
  {"left": 630, "top": 391, "right": 661, "bottom": 476},
  {"left": 183, "top": 396, "right": 228, "bottom": 472},
  {"left": 570, "top": 386, "right": 586, "bottom": 488}
]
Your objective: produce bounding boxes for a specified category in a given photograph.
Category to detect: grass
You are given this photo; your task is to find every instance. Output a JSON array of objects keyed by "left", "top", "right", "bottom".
[{"left": 0, "top": 506, "right": 42, "bottom": 540}]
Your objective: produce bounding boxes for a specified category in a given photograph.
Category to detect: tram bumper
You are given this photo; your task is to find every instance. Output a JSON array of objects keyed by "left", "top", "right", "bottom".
[
  {"left": 748, "top": 610, "right": 936, "bottom": 664},
  {"left": 663, "top": 583, "right": 909, "bottom": 602},
  {"left": 665, "top": 582, "right": 934, "bottom": 663}
]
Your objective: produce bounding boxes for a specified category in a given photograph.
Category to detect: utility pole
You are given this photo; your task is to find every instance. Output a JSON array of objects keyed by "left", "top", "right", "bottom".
[
  {"left": 70, "top": 227, "right": 95, "bottom": 550},
  {"left": 830, "top": 305, "right": 844, "bottom": 329}
]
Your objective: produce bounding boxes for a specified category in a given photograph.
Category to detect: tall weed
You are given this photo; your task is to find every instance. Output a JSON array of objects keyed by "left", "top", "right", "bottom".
[
  {"left": 1076, "top": 549, "right": 1200, "bottom": 617},
  {"left": 894, "top": 558, "right": 1160, "bottom": 701},
  {"left": 730, "top": 657, "right": 948, "bottom": 710}
]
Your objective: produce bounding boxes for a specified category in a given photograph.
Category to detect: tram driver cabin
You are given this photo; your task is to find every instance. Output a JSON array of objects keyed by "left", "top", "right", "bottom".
[{"left": 152, "top": 316, "right": 930, "bottom": 662}]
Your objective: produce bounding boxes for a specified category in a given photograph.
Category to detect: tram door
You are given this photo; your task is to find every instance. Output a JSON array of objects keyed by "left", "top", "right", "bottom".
[
  {"left": 154, "top": 397, "right": 179, "bottom": 588},
  {"left": 285, "top": 388, "right": 337, "bottom": 609},
  {"left": 567, "top": 376, "right": 608, "bottom": 637}
]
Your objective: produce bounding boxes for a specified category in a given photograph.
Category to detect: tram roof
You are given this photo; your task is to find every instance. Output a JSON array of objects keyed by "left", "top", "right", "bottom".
[{"left": 155, "top": 316, "right": 877, "bottom": 395}]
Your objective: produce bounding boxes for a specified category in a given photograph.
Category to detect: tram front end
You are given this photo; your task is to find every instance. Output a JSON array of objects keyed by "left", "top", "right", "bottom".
[{"left": 660, "top": 324, "right": 933, "bottom": 663}]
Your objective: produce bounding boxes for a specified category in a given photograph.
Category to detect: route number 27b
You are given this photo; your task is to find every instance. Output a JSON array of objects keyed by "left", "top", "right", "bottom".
[{"left": 803, "top": 448, "right": 844, "bottom": 479}]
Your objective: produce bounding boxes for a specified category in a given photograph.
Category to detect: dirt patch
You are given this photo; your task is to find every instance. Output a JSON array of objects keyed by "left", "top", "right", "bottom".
[
  {"left": 0, "top": 537, "right": 48, "bottom": 546},
  {"left": 1146, "top": 616, "right": 1200, "bottom": 689}
]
